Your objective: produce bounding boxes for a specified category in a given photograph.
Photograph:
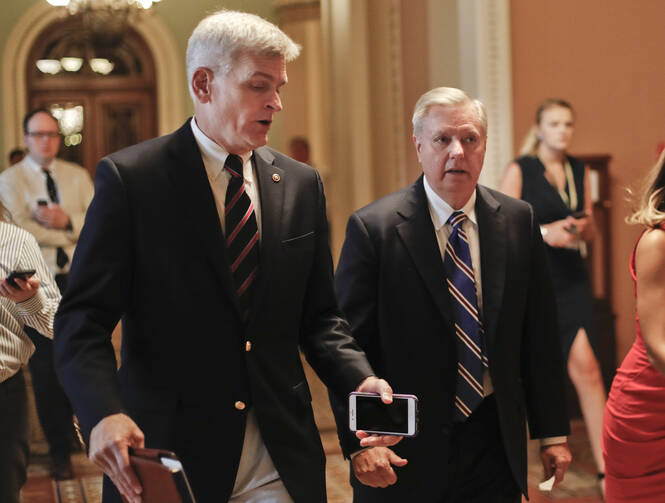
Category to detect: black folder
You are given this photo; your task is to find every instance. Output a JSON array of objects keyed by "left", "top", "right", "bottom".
[{"left": 129, "top": 447, "right": 197, "bottom": 503}]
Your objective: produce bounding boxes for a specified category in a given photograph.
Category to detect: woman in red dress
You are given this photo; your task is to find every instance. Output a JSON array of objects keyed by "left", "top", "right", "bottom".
[{"left": 603, "top": 149, "right": 665, "bottom": 502}]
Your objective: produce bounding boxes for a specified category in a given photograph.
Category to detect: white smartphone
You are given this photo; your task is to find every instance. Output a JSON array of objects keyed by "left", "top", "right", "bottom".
[{"left": 349, "top": 392, "right": 418, "bottom": 437}]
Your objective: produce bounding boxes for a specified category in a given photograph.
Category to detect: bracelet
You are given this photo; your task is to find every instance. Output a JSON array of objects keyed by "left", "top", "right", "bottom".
[{"left": 539, "top": 225, "right": 548, "bottom": 237}]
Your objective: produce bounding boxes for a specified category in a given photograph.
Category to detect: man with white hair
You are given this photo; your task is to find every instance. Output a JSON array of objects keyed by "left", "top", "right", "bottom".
[
  {"left": 331, "top": 87, "right": 572, "bottom": 502},
  {"left": 54, "top": 10, "right": 397, "bottom": 503}
]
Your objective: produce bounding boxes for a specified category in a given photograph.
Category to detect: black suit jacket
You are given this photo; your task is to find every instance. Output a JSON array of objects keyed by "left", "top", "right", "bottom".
[
  {"left": 53, "top": 120, "right": 373, "bottom": 503},
  {"left": 331, "top": 176, "right": 569, "bottom": 501}
]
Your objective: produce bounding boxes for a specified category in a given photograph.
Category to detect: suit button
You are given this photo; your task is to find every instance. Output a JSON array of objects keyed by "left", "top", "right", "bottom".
[
  {"left": 245, "top": 341, "right": 252, "bottom": 352},
  {"left": 235, "top": 401, "right": 246, "bottom": 411}
]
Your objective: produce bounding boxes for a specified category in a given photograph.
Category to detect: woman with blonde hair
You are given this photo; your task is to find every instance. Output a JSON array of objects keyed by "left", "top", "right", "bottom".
[
  {"left": 500, "top": 98, "right": 607, "bottom": 492},
  {"left": 602, "top": 150, "right": 665, "bottom": 502},
  {"left": 0, "top": 199, "right": 61, "bottom": 503}
]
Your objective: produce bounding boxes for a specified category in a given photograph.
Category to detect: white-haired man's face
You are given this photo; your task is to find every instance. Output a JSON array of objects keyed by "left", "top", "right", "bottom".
[
  {"left": 191, "top": 51, "right": 287, "bottom": 154},
  {"left": 413, "top": 103, "right": 487, "bottom": 210}
]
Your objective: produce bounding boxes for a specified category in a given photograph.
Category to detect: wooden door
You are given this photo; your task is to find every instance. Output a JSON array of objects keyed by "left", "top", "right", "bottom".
[
  {"left": 31, "top": 90, "right": 156, "bottom": 177},
  {"left": 26, "top": 18, "right": 157, "bottom": 177}
]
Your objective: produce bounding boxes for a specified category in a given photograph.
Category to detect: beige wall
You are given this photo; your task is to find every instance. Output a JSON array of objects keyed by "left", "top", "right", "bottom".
[{"left": 510, "top": 0, "right": 665, "bottom": 360}]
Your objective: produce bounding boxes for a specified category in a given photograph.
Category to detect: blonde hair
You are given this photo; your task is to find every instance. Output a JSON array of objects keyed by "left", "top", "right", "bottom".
[
  {"left": 412, "top": 87, "right": 487, "bottom": 137},
  {"left": 519, "top": 98, "right": 575, "bottom": 156},
  {"left": 626, "top": 148, "right": 665, "bottom": 228}
]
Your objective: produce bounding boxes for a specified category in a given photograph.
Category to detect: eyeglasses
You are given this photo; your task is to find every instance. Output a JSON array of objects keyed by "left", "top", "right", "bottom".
[{"left": 26, "top": 131, "right": 60, "bottom": 139}]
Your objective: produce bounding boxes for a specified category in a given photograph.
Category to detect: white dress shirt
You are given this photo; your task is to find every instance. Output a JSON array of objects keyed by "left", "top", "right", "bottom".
[
  {"left": 423, "top": 177, "right": 566, "bottom": 446},
  {"left": 190, "top": 119, "right": 287, "bottom": 500},
  {"left": 0, "top": 156, "right": 94, "bottom": 275},
  {"left": 0, "top": 221, "right": 61, "bottom": 383}
]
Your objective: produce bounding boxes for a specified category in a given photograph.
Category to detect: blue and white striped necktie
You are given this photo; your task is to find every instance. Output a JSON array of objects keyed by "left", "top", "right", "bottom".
[{"left": 443, "top": 211, "right": 488, "bottom": 421}]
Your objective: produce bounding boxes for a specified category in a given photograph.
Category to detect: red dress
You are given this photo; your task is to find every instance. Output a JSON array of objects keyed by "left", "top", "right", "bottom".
[{"left": 603, "top": 228, "right": 665, "bottom": 502}]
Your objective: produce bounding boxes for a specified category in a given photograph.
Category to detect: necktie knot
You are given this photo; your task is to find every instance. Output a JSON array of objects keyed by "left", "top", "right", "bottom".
[
  {"left": 224, "top": 154, "right": 243, "bottom": 178},
  {"left": 447, "top": 211, "right": 466, "bottom": 230}
]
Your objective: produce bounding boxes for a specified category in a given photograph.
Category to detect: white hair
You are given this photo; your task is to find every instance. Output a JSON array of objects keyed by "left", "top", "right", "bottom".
[
  {"left": 186, "top": 10, "right": 301, "bottom": 97},
  {"left": 412, "top": 87, "right": 487, "bottom": 137}
]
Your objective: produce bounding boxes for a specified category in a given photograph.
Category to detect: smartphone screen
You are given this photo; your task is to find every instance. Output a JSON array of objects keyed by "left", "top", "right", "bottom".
[{"left": 349, "top": 392, "right": 418, "bottom": 436}]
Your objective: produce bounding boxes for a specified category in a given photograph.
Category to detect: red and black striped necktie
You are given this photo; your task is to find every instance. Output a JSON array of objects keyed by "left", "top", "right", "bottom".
[{"left": 224, "top": 154, "right": 259, "bottom": 321}]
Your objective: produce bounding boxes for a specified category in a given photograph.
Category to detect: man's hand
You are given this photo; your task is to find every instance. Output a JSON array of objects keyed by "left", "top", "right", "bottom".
[
  {"left": 355, "top": 376, "right": 403, "bottom": 448},
  {"left": 89, "top": 413, "right": 145, "bottom": 503},
  {"left": 540, "top": 442, "right": 572, "bottom": 486},
  {"left": 0, "top": 277, "right": 39, "bottom": 303},
  {"left": 34, "top": 203, "right": 71, "bottom": 229},
  {"left": 352, "top": 447, "right": 407, "bottom": 488}
]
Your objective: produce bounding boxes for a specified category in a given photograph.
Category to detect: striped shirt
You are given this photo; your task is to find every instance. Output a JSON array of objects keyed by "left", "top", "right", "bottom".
[{"left": 0, "top": 221, "right": 61, "bottom": 383}]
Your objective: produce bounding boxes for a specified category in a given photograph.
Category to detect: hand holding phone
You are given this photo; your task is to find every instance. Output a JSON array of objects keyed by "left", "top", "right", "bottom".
[
  {"left": 6, "top": 269, "right": 36, "bottom": 288},
  {"left": 349, "top": 392, "right": 418, "bottom": 437}
]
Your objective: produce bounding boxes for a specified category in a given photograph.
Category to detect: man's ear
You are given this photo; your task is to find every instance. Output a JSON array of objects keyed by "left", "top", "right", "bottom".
[
  {"left": 413, "top": 134, "right": 422, "bottom": 159},
  {"left": 191, "top": 67, "right": 214, "bottom": 104}
]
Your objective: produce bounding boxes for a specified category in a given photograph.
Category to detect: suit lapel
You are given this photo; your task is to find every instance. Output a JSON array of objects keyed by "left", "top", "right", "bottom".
[
  {"left": 164, "top": 120, "right": 241, "bottom": 314},
  {"left": 475, "top": 186, "right": 506, "bottom": 356},
  {"left": 247, "top": 147, "right": 284, "bottom": 322},
  {"left": 396, "top": 177, "right": 455, "bottom": 327}
]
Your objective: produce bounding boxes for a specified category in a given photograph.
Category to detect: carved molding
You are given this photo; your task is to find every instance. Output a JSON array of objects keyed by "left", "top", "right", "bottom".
[
  {"left": 389, "top": 0, "right": 407, "bottom": 189},
  {"left": 458, "top": 0, "right": 514, "bottom": 189}
]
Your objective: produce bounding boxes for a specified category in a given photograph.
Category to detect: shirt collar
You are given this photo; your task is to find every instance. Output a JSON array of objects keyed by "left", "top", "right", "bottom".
[
  {"left": 190, "top": 117, "right": 252, "bottom": 180},
  {"left": 24, "top": 154, "right": 55, "bottom": 174},
  {"left": 423, "top": 175, "right": 477, "bottom": 230}
]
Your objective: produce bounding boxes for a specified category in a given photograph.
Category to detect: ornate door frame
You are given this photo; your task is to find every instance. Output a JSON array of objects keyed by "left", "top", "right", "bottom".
[{"left": 2, "top": 1, "right": 184, "bottom": 157}]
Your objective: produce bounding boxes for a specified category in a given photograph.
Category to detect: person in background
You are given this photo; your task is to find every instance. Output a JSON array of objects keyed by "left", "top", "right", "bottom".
[
  {"left": 331, "top": 87, "right": 571, "bottom": 502},
  {"left": 602, "top": 149, "right": 665, "bottom": 502},
  {"left": 500, "top": 98, "right": 606, "bottom": 493},
  {"left": 0, "top": 108, "right": 94, "bottom": 480},
  {"left": 0, "top": 200, "right": 61, "bottom": 503},
  {"left": 8, "top": 148, "right": 25, "bottom": 167},
  {"left": 53, "top": 10, "right": 398, "bottom": 503},
  {"left": 288, "top": 136, "right": 311, "bottom": 164}
]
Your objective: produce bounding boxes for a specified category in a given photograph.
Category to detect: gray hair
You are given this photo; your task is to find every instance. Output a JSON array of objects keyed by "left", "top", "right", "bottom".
[
  {"left": 412, "top": 87, "right": 487, "bottom": 137},
  {"left": 186, "top": 10, "right": 301, "bottom": 96}
]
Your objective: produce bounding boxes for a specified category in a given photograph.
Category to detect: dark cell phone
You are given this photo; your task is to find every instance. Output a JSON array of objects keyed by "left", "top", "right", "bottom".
[
  {"left": 349, "top": 392, "right": 418, "bottom": 436},
  {"left": 6, "top": 269, "right": 36, "bottom": 288},
  {"left": 570, "top": 210, "right": 587, "bottom": 219},
  {"left": 37, "top": 199, "right": 48, "bottom": 206}
]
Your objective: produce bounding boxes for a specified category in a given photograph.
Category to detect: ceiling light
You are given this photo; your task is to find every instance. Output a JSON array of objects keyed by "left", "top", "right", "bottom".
[
  {"left": 89, "top": 58, "right": 115, "bottom": 75},
  {"left": 36, "top": 59, "right": 62, "bottom": 74},
  {"left": 60, "top": 57, "right": 84, "bottom": 72}
]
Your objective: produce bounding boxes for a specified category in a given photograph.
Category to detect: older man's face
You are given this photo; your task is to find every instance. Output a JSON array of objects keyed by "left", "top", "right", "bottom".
[
  {"left": 202, "top": 52, "right": 287, "bottom": 155},
  {"left": 413, "top": 103, "right": 486, "bottom": 209}
]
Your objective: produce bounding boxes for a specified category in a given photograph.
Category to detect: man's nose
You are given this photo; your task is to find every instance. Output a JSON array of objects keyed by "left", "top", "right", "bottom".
[
  {"left": 449, "top": 138, "right": 464, "bottom": 157},
  {"left": 268, "top": 92, "right": 282, "bottom": 111}
]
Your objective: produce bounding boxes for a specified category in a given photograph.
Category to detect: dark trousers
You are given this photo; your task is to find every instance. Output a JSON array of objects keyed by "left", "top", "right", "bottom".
[
  {"left": 443, "top": 395, "right": 521, "bottom": 503},
  {"left": 25, "top": 273, "right": 75, "bottom": 461},
  {"left": 0, "top": 370, "right": 30, "bottom": 503}
]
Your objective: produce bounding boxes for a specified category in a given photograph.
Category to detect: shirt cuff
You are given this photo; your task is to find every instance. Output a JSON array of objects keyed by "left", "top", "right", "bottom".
[
  {"left": 540, "top": 436, "right": 567, "bottom": 447},
  {"left": 14, "top": 290, "right": 45, "bottom": 317},
  {"left": 350, "top": 447, "right": 371, "bottom": 459}
]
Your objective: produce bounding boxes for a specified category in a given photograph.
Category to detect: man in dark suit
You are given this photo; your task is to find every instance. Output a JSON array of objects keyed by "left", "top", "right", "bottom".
[
  {"left": 53, "top": 10, "right": 397, "bottom": 503},
  {"left": 331, "top": 87, "right": 572, "bottom": 502}
]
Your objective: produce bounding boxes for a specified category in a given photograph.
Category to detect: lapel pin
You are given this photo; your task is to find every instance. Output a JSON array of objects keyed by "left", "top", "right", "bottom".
[{"left": 272, "top": 173, "right": 281, "bottom": 183}]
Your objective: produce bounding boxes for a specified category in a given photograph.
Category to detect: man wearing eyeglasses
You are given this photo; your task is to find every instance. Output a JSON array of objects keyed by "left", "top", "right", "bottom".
[{"left": 0, "top": 108, "right": 94, "bottom": 480}]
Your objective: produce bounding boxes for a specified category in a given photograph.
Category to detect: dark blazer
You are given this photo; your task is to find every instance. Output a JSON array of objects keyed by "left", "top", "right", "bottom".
[
  {"left": 331, "top": 176, "right": 569, "bottom": 501},
  {"left": 53, "top": 120, "right": 373, "bottom": 503}
]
